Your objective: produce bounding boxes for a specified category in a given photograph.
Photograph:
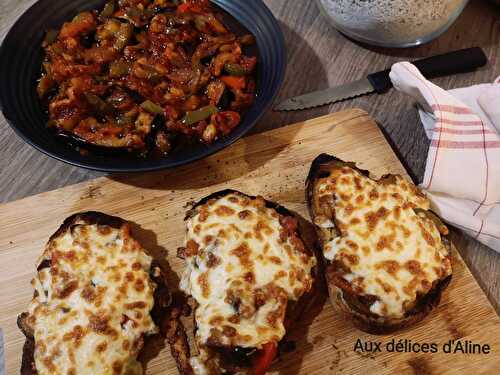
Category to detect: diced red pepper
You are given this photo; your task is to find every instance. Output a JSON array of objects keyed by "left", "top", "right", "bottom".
[
  {"left": 220, "top": 76, "right": 246, "bottom": 90},
  {"left": 177, "top": 3, "right": 191, "bottom": 12},
  {"left": 215, "top": 111, "right": 240, "bottom": 135},
  {"left": 252, "top": 342, "right": 277, "bottom": 375},
  {"left": 177, "top": 2, "right": 204, "bottom": 14}
]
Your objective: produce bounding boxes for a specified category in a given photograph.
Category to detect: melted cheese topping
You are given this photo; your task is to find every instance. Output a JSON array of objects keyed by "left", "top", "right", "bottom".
[
  {"left": 316, "top": 166, "right": 451, "bottom": 318},
  {"left": 180, "top": 193, "right": 316, "bottom": 350},
  {"left": 28, "top": 220, "right": 157, "bottom": 375}
]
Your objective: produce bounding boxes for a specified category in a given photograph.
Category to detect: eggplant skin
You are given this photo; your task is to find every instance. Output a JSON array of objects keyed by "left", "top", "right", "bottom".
[
  {"left": 19, "top": 336, "right": 36, "bottom": 375},
  {"left": 17, "top": 211, "right": 172, "bottom": 374},
  {"left": 17, "top": 311, "right": 36, "bottom": 375},
  {"left": 306, "top": 154, "right": 452, "bottom": 334}
]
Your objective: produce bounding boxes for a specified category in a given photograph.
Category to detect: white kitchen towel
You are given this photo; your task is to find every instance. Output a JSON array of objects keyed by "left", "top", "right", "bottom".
[{"left": 389, "top": 62, "right": 500, "bottom": 252}]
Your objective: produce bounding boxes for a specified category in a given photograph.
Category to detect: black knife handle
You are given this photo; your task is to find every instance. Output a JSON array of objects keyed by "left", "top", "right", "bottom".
[{"left": 367, "top": 47, "right": 487, "bottom": 94}]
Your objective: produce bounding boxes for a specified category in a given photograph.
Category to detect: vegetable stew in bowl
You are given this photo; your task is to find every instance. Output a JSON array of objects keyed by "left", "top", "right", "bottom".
[
  {"left": 0, "top": 0, "right": 285, "bottom": 172},
  {"left": 38, "top": 0, "right": 258, "bottom": 158}
]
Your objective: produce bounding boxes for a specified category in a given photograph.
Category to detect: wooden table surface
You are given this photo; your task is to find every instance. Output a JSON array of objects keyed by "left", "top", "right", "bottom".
[{"left": 0, "top": 0, "right": 499, "bottom": 324}]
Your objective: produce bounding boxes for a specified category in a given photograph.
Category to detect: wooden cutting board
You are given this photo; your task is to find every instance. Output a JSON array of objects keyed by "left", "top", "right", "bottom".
[{"left": 1, "top": 108, "right": 499, "bottom": 375}]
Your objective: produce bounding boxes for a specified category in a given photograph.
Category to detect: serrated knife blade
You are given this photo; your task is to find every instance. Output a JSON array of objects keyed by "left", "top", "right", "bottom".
[
  {"left": 274, "top": 47, "right": 487, "bottom": 112},
  {"left": 274, "top": 78, "right": 374, "bottom": 111}
]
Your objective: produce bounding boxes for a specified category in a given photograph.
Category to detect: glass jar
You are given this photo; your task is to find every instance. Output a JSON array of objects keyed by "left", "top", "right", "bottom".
[{"left": 316, "top": 0, "right": 469, "bottom": 48}]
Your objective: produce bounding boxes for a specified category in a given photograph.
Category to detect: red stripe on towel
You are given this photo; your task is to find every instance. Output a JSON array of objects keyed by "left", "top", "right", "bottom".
[
  {"left": 437, "top": 118, "right": 484, "bottom": 126},
  {"left": 431, "top": 104, "right": 474, "bottom": 114},
  {"left": 431, "top": 128, "right": 495, "bottom": 135},
  {"left": 430, "top": 140, "right": 500, "bottom": 149}
]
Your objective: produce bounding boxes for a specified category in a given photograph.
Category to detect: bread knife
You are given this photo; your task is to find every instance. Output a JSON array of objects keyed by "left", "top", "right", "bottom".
[{"left": 274, "top": 47, "right": 487, "bottom": 111}]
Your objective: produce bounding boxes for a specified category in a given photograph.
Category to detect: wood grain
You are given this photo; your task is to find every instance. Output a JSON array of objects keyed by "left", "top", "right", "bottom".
[
  {"left": 1, "top": 109, "right": 500, "bottom": 375},
  {"left": 0, "top": 0, "right": 499, "bottom": 350}
]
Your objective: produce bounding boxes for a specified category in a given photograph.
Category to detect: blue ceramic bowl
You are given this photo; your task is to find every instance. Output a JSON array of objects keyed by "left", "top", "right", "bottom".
[{"left": 0, "top": 0, "right": 286, "bottom": 172}]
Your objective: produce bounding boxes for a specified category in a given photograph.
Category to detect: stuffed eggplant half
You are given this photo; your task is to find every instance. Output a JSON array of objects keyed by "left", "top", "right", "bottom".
[
  {"left": 17, "top": 212, "right": 171, "bottom": 375},
  {"left": 178, "top": 190, "right": 317, "bottom": 374},
  {"left": 306, "top": 154, "right": 452, "bottom": 334}
]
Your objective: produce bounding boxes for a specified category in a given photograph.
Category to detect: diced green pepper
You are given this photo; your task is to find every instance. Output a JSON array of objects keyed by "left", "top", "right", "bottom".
[
  {"left": 43, "top": 29, "right": 59, "bottom": 47},
  {"left": 114, "top": 23, "right": 133, "bottom": 50},
  {"left": 140, "top": 100, "right": 164, "bottom": 115},
  {"left": 94, "top": 75, "right": 109, "bottom": 83},
  {"left": 116, "top": 114, "right": 135, "bottom": 125},
  {"left": 182, "top": 105, "right": 218, "bottom": 125},
  {"left": 50, "top": 44, "right": 64, "bottom": 54},
  {"left": 124, "top": 6, "right": 144, "bottom": 26},
  {"left": 143, "top": 8, "right": 156, "bottom": 20},
  {"left": 100, "top": 2, "right": 115, "bottom": 18},
  {"left": 84, "top": 93, "right": 114, "bottom": 114},
  {"left": 96, "top": 19, "right": 120, "bottom": 42},
  {"left": 142, "top": 65, "right": 162, "bottom": 81},
  {"left": 72, "top": 12, "right": 88, "bottom": 23},
  {"left": 224, "top": 63, "right": 249, "bottom": 76},
  {"left": 125, "top": 6, "right": 143, "bottom": 19},
  {"left": 109, "top": 61, "right": 131, "bottom": 77},
  {"left": 194, "top": 15, "right": 208, "bottom": 32},
  {"left": 42, "top": 62, "right": 52, "bottom": 74},
  {"left": 37, "top": 75, "right": 55, "bottom": 98}
]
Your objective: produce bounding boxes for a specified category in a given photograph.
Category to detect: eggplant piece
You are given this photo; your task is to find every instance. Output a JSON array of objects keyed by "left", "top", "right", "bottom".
[
  {"left": 114, "top": 23, "right": 134, "bottom": 50},
  {"left": 99, "top": 1, "right": 115, "bottom": 19},
  {"left": 83, "top": 93, "right": 115, "bottom": 116},
  {"left": 306, "top": 154, "right": 453, "bottom": 334},
  {"left": 37, "top": 75, "right": 56, "bottom": 98},
  {"left": 217, "top": 87, "right": 234, "bottom": 111},
  {"left": 215, "top": 346, "right": 256, "bottom": 370},
  {"left": 42, "top": 29, "right": 58, "bottom": 47},
  {"left": 154, "top": 131, "right": 172, "bottom": 155},
  {"left": 55, "top": 129, "right": 147, "bottom": 158},
  {"left": 17, "top": 212, "right": 173, "bottom": 375},
  {"left": 143, "top": 115, "right": 173, "bottom": 156},
  {"left": 179, "top": 190, "right": 318, "bottom": 375},
  {"left": 81, "top": 32, "right": 95, "bottom": 49}
]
